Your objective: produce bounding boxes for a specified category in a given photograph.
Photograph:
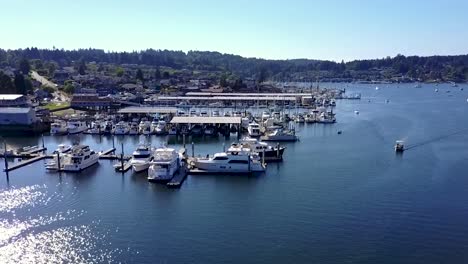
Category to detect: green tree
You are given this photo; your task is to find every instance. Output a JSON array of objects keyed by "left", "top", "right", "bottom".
[
  {"left": 154, "top": 68, "right": 161, "bottom": 80},
  {"left": 47, "top": 62, "right": 56, "bottom": 77},
  {"left": 162, "top": 71, "right": 170, "bottom": 79},
  {"left": 14, "top": 74, "right": 32, "bottom": 95},
  {"left": 18, "top": 58, "right": 31, "bottom": 74},
  {"left": 219, "top": 74, "right": 228, "bottom": 87},
  {"left": 63, "top": 83, "right": 75, "bottom": 94},
  {"left": 136, "top": 69, "right": 144, "bottom": 82},
  {"left": 0, "top": 71, "right": 15, "bottom": 94},
  {"left": 115, "top": 67, "right": 124, "bottom": 77}
]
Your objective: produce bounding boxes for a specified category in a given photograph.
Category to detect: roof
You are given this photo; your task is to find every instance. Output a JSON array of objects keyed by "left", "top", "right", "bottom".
[
  {"left": 170, "top": 116, "right": 241, "bottom": 124},
  {"left": 118, "top": 106, "right": 178, "bottom": 114},
  {"left": 185, "top": 92, "right": 314, "bottom": 97},
  {"left": 0, "top": 94, "right": 24, "bottom": 100},
  {"left": 0, "top": 107, "right": 33, "bottom": 114},
  {"left": 153, "top": 96, "right": 296, "bottom": 101}
]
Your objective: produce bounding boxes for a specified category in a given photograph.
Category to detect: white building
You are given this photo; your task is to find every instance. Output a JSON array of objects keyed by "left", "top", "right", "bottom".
[
  {"left": 0, "top": 107, "right": 37, "bottom": 125},
  {"left": 0, "top": 94, "right": 28, "bottom": 107}
]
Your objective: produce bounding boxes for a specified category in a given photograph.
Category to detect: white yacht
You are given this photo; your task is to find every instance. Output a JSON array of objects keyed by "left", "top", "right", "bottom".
[
  {"left": 154, "top": 120, "right": 167, "bottom": 135},
  {"left": 139, "top": 121, "right": 151, "bottom": 135},
  {"left": 67, "top": 120, "right": 87, "bottom": 134},
  {"left": 200, "top": 110, "right": 209, "bottom": 117},
  {"left": 130, "top": 143, "right": 153, "bottom": 172},
  {"left": 150, "top": 120, "right": 159, "bottom": 134},
  {"left": 50, "top": 120, "right": 68, "bottom": 135},
  {"left": 87, "top": 121, "right": 103, "bottom": 135},
  {"left": 247, "top": 122, "right": 261, "bottom": 137},
  {"left": 260, "top": 128, "right": 298, "bottom": 142},
  {"left": 113, "top": 121, "right": 129, "bottom": 135},
  {"left": 261, "top": 111, "right": 271, "bottom": 120},
  {"left": 147, "top": 148, "right": 181, "bottom": 182},
  {"left": 53, "top": 144, "right": 72, "bottom": 154},
  {"left": 317, "top": 112, "right": 336, "bottom": 124},
  {"left": 128, "top": 122, "right": 139, "bottom": 135},
  {"left": 238, "top": 137, "right": 285, "bottom": 161},
  {"left": 211, "top": 110, "right": 220, "bottom": 117},
  {"left": 294, "top": 114, "right": 305, "bottom": 123},
  {"left": 192, "top": 146, "right": 265, "bottom": 173},
  {"left": 60, "top": 145, "right": 99, "bottom": 172}
]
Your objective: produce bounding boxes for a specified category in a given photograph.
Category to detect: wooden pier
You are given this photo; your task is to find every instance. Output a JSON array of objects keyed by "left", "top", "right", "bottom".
[
  {"left": 100, "top": 148, "right": 116, "bottom": 155},
  {"left": 4, "top": 155, "right": 49, "bottom": 172}
]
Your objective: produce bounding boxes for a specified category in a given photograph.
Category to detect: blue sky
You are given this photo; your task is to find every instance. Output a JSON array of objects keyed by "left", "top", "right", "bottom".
[{"left": 2, "top": 0, "right": 468, "bottom": 61}]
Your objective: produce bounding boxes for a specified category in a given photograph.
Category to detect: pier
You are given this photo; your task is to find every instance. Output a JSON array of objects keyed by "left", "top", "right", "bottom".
[
  {"left": 4, "top": 155, "right": 49, "bottom": 172},
  {"left": 166, "top": 164, "right": 188, "bottom": 188}
]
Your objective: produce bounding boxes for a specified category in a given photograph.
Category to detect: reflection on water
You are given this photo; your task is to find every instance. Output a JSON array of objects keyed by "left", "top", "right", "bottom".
[{"left": 0, "top": 185, "right": 132, "bottom": 263}]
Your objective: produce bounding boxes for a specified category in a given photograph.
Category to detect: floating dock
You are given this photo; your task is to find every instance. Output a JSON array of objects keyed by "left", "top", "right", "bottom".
[
  {"left": 166, "top": 164, "right": 188, "bottom": 188},
  {"left": 114, "top": 160, "right": 132, "bottom": 172},
  {"left": 100, "top": 148, "right": 116, "bottom": 155},
  {"left": 4, "top": 155, "right": 49, "bottom": 172}
]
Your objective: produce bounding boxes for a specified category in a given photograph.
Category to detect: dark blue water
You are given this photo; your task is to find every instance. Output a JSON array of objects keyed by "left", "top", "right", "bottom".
[{"left": 2, "top": 83, "right": 468, "bottom": 263}]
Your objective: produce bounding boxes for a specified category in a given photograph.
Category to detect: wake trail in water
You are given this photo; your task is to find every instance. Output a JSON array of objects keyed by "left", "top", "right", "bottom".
[{"left": 405, "top": 128, "right": 468, "bottom": 150}]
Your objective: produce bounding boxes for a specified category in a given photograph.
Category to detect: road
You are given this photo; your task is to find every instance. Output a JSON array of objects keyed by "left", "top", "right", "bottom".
[{"left": 30, "top": 71, "right": 69, "bottom": 102}]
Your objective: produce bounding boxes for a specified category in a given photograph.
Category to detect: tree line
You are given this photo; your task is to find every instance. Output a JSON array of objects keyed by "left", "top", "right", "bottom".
[{"left": 1, "top": 48, "right": 467, "bottom": 82}]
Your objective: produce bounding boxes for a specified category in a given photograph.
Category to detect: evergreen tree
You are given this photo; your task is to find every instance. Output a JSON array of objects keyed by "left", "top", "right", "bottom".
[
  {"left": 18, "top": 58, "right": 31, "bottom": 74},
  {"left": 136, "top": 69, "right": 144, "bottom": 82}
]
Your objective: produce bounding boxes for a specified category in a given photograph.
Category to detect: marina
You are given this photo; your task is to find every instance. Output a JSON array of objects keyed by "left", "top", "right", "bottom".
[{"left": 2, "top": 83, "right": 468, "bottom": 263}]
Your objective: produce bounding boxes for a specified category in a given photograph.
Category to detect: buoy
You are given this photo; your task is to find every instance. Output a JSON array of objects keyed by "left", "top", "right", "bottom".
[
  {"left": 435, "top": 89, "right": 438, "bottom": 92},
  {"left": 354, "top": 110, "right": 360, "bottom": 115},
  {"left": 368, "top": 99, "right": 371, "bottom": 102},
  {"left": 375, "top": 87, "right": 379, "bottom": 90},
  {"left": 337, "top": 130, "right": 342, "bottom": 135},
  {"left": 385, "top": 99, "right": 390, "bottom": 103}
]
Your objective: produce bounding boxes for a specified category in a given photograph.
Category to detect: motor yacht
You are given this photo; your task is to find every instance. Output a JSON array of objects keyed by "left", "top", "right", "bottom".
[
  {"left": 130, "top": 143, "right": 153, "bottom": 172},
  {"left": 147, "top": 148, "right": 181, "bottom": 182}
]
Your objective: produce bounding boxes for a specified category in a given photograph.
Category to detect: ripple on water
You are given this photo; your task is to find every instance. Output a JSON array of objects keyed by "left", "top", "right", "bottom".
[{"left": 0, "top": 185, "right": 132, "bottom": 264}]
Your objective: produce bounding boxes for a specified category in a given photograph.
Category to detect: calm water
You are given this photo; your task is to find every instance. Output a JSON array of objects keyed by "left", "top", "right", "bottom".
[{"left": 2, "top": 83, "right": 468, "bottom": 263}]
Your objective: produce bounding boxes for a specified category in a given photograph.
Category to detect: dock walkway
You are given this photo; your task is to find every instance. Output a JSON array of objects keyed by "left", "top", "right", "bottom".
[{"left": 4, "top": 155, "right": 48, "bottom": 172}]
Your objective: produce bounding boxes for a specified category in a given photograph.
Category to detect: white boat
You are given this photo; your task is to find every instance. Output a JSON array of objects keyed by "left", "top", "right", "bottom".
[
  {"left": 150, "top": 120, "right": 159, "bottom": 134},
  {"left": 232, "top": 111, "right": 243, "bottom": 117},
  {"left": 67, "top": 120, "right": 87, "bottom": 134},
  {"left": 200, "top": 110, "right": 208, "bottom": 117},
  {"left": 113, "top": 121, "right": 129, "bottom": 135},
  {"left": 139, "top": 121, "right": 151, "bottom": 135},
  {"left": 189, "top": 109, "right": 198, "bottom": 116},
  {"left": 211, "top": 110, "right": 220, "bottom": 117},
  {"left": 238, "top": 137, "right": 285, "bottom": 160},
  {"left": 60, "top": 145, "right": 99, "bottom": 172},
  {"left": 261, "top": 111, "right": 271, "bottom": 120},
  {"left": 317, "top": 112, "right": 336, "bottom": 124},
  {"left": 50, "top": 120, "right": 68, "bottom": 135},
  {"left": 247, "top": 122, "right": 261, "bottom": 137},
  {"left": 260, "top": 128, "right": 298, "bottom": 142},
  {"left": 87, "top": 121, "right": 103, "bottom": 135},
  {"left": 128, "top": 122, "right": 139, "bottom": 135},
  {"left": 192, "top": 146, "right": 265, "bottom": 173},
  {"left": 147, "top": 148, "right": 181, "bottom": 182},
  {"left": 168, "top": 126, "right": 178, "bottom": 135},
  {"left": 294, "top": 115, "right": 305, "bottom": 123},
  {"left": 53, "top": 144, "right": 72, "bottom": 154},
  {"left": 154, "top": 120, "right": 167, "bottom": 135},
  {"left": 305, "top": 113, "right": 316, "bottom": 123},
  {"left": 130, "top": 143, "right": 153, "bottom": 172}
]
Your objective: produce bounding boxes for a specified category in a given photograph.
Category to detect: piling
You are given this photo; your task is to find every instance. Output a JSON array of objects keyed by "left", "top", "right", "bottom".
[
  {"left": 120, "top": 142, "right": 124, "bottom": 171},
  {"left": 183, "top": 134, "right": 186, "bottom": 148},
  {"left": 3, "top": 142, "right": 8, "bottom": 172},
  {"left": 262, "top": 148, "right": 266, "bottom": 167},
  {"left": 41, "top": 134, "right": 45, "bottom": 148},
  {"left": 276, "top": 143, "right": 280, "bottom": 158},
  {"left": 191, "top": 142, "right": 195, "bottom": 157},
  {"left": 56, "top": 152, "right": 61, "bottom": 171}
]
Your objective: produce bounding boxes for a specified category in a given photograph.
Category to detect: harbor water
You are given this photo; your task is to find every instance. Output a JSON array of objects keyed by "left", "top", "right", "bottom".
[{"left": 2, "top": 83, "right": 468, "bottom": 263}]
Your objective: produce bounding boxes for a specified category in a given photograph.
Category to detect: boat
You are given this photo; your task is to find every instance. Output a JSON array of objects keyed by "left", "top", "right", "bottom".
[
  {"left": 67, "top": 120, "right": 87, "bottom": 134},
  {"left": 395, "top": 140, "right": 405, "bottom": 153},
  {"left": 190, "top": 124, "right": 203, "bottom": 136},
  {"left": 87, "top": 121, "right": 103, "bottom": 135},
  {"left": 247, "top": 122, "right": 261, "bottom": 137},
  {"left": 261, "top": 111, "right": 271, "bottom": 120},
  {"left": 260, "top": 128, "right": 298, "bottom": 142},
  {"left": 204, "top": 125, "right": 216, "bottom": 136},
  {"left": 294, "top": 114, "right": 305, "bottom": 123},
  {"left": 60, "top": 145, "right": 99, "bottom": 172},
  {"left": 113, "top": 121, "right": 129, "bottom": 135},
  {"left": 128, "top": 122, "right": 139, "bottom": 135},
  {"left": 317, "top": 112, "right": 336, "bottom": 124},
  {"left": 211, "top": 110, "right": 220, "bottom": 117},
  {"left": 147, "top": 148, "right": 181, "bottom": 182},
  {"left": 150, "top": 120, "right": 159, "bottom": 134},
  {"left": 168, "top": 126, "right": 178, "bottom": 135},
  {"left": 238, "top": 137, "right": 285, "bottom": 161},
  {"left": 139, "top": 121, "right": 151, "bottom": 135},
  {"left": 53, "top": 144, "right": 72, "bottom": 154},
  {"left": 191, "top": 146, "right": 265, "bottom": 173},
  {"left": 130, "top": 143, "right": 153, "bottom": 172},
  {"left": 50, "top": 120, "right": 68, "bottom": 135},
  {"left": 305, "top": 113, "right": 316, "bottom": 123},
  {"left": 154, "top": 120, "right": 167, "bottom": 135},
  {"left": 414, "top": 83, "right": 422, "bottom": 88},
  {"left": 200, "top": 110, "right": 209, "bottom": 117}
]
